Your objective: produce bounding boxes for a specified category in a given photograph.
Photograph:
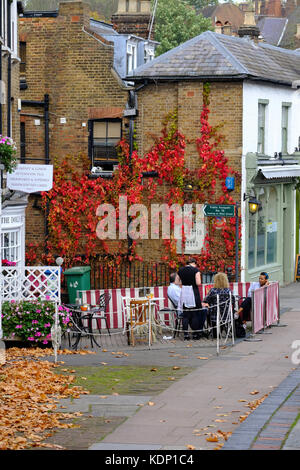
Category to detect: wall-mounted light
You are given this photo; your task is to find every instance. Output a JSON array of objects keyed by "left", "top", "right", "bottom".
[{"left": 243, "top": 193, "right": 261, "bottom": 214}]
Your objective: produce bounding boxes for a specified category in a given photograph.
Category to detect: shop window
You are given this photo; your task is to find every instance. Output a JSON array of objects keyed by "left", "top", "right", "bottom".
[
  {"left": 247, "top": 187, "right": 278, "bottom": 269},
  {"left": 257, "top": 100, "right": 268, "bottom": 154},
  {"left": 89, "top": 119, "right": 122, "bottom": 173},
  {"left": 266, "top": 188, "right": 277, "bottom": 264}
]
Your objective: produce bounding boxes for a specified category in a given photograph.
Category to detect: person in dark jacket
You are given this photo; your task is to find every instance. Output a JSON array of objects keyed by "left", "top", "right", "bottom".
[
  {"left": 202, "top": 272, "right": 235, "bottom": 338},
  {"left": 175, "top": 258, "right": 206, "bottom": 340}
]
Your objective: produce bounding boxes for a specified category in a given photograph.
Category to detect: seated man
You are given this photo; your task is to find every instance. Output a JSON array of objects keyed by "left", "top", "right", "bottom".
[
  {"left": 167, "top": 272, "right": 183, "bottom": 317},
  {"left": 237, "top": 272, "right": 269, "bottom": 322}
]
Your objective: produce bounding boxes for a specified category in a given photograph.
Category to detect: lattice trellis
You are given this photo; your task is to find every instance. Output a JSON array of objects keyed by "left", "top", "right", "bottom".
[{"left": 0, "top": 266, "right": 61, "bottom": 302}]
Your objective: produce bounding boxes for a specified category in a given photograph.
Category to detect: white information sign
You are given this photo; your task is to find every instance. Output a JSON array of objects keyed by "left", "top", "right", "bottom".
[{"left": 7, "top": 164, "right": 53, "bottom": 193}]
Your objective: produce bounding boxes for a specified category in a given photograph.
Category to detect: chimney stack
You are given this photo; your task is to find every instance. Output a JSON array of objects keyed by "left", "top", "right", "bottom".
[
  {"left": 112, "top": 0, "right": 153, "bottom": 39},
  {"left": 238, "top": 7, "right": 260, "bottom": 42}
]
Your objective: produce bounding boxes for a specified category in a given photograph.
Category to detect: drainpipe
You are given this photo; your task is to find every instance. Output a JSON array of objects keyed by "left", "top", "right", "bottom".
[
  {"left": 21, "top": 96, "right": 51, "bottom": 253},
  {"left": 44, "top": 94, "right": 50, "bottom": 164}
]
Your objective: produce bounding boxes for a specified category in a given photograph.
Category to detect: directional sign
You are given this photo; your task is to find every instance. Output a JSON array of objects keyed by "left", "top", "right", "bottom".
[{"left": 203, "top": 204, "right": 235, "bottom": 217}]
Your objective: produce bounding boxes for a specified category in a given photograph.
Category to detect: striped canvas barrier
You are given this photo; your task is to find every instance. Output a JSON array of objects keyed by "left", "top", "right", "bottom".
[
  {"left": 77, "top": 286, "right": 173, "bottom": 329},
  {"left": 77, "top": 283, "right": 252, "bottom": 330},
  {"left": 200, "top": 282, "right": 251, "bottom": 301},
  {"left": 252, "top": 286, "right": 266, "bottom": 334},
  {"left": 265, "top": 282, "right": 279, "bottom": 327}
]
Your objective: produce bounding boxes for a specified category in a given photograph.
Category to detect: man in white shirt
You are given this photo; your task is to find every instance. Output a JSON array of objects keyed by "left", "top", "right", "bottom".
[
  {"left": 237, "top": 272, "right": 269, "bottom": 322},
  {"left": 167, "top": 272, "right": 182, "bottom": 316}
]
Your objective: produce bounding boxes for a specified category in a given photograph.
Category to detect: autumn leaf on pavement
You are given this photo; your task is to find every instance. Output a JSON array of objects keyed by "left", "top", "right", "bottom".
[{"left": 206, "top": 434, "right": 219, "bottom": 442}]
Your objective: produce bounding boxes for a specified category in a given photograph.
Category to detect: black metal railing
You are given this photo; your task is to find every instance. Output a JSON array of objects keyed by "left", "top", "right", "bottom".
[
  {"left": 61, "top": 255, "right": 232, "bottom": 293},
  {"left": 90, "top": 259, "right": 170, "bottom": 289}
]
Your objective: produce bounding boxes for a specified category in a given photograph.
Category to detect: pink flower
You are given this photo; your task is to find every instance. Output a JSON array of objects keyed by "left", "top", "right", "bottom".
[
  {"left": 32, "top": 320, "right": 39, "bottom": 324},
  {"left": 42, "top": 340, "right": 48, "bottom": 345},
  {"left": 44, "top": 323, "right": 51, "bottom": 328},
  {"left": 28, "top": 337, "right": 35, "bottom": 341},
  {"left": 35, "top": 332, "right": 41, "bottom": 337},
  {"left": 16, "top": 324, "right": 22, "bottom": 329}
]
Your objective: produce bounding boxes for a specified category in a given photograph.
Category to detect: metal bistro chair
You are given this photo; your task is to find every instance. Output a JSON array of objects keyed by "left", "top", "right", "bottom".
[
  {"left": 158, "top": 297, "right": 183, "bottom": 338},
  {"left": 85, "top": 292, "right": 112, "bottom": 339},
  {"left": 62, "top": 304, "right": 87, "bottom": 350},
  {"left": 129, "top": 299, "right": 151, "bottom": 347}
]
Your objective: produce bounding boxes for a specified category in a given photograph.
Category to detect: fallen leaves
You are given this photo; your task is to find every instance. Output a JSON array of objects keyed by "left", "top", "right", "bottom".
[
  {"left": 111, "top": 351, "right": 130, "bottom": 358},
  {"left": 0, "top": 353, "right": 89, "bottom": 450},
  {"left": 5, "top": 347, "right": 96, "bottom": 361}
]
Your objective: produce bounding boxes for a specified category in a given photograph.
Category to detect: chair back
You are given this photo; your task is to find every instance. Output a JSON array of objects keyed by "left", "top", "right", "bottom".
[
  {"left": 97, "top": 292, "right": 111, "bottom": 312},
  {"left": 129, "top": 299, "right": 149, "bottom": 325},
  {"left": 167, "top": 295, "right": 177, "bottom": 311}
]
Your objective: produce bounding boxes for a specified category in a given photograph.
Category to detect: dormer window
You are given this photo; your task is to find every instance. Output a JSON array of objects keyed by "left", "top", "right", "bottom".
[
  {"left": 127, "top": 41, "right": 137, "bottom": 74},
  {"left": 144, "top": 44, "right": 154, "bottom": 63}
]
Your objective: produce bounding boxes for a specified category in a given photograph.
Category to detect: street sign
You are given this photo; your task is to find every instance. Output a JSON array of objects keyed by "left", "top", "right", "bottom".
[
  {"left": 7, "top": 164, "right": 53, "bottom": 193},
  {"left": 203, "top": 204, "right": 235, "bottom": 217}
]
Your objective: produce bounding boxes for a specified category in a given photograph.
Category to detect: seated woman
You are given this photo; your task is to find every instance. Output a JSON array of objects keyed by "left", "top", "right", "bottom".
[{"left": 202, "top": 272, "right": 235, "bottom": 338}]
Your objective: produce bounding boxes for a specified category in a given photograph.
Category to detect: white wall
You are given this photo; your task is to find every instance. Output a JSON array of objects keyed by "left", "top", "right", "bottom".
[
  {"left": 243, "top": 80, "right": 300, "bottom": 156},
  {"left": 240, "top": 80, "right": 300, "bottom": 281}
]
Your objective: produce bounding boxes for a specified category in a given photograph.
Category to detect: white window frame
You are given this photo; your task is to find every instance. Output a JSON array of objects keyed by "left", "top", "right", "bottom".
[
  {"left": 1, "top": 205, "right": 26, "bottom": 266},
  {"left": 127, "top": 40, "right": 137, "bottom": 74},
  {"left": 257, "top": 99, "right": 269, "bottom": 155},
  {"left": 144, "top": 44, "right": 155, "bottom": 64}
]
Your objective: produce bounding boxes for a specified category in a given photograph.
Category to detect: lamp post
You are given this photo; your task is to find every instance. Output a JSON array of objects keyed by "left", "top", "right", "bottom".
[{"left": 243, "top": 193, "right": 261, "bottom": 214}]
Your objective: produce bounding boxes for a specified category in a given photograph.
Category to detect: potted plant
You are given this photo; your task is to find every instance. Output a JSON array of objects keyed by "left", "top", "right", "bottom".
[
  {"left": 0, "top": 136, "right": 17, "bottom": 173},
  {"left": 2, "top": 299, "right": 71, "bottom": 347}
]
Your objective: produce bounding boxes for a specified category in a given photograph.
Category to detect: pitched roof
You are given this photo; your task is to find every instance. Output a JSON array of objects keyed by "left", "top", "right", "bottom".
[
  {"left": 279, "top": 5, "right": 300, "bottom": 49},
  {"left": 128, "top": 30, "right": 300, "bottom": 86},
  {"left": 201, "top": 3, "right": 245, "bottom": 33},
  {"left": 256, "top": 17, "right": 288, "bottom": 46}
]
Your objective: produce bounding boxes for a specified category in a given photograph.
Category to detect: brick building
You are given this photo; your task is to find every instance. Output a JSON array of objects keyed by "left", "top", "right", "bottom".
[
  {"left": 18, "top": 0, "right": 154, "bottom": 260},
  {"left": 1, "top": 1, "right": 28, "bottom": 267},
  {"left": 129, "top": 31, "right": 300, "bottom": 284}
]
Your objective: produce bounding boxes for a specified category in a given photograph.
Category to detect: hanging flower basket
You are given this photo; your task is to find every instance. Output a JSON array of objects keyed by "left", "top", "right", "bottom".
[{"left": 0, "top": 136, "right": 17, "bottom": 173}]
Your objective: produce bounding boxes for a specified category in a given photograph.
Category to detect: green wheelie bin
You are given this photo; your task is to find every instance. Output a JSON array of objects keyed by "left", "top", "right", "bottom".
[{"left": 63, "top": 266, "right": 91, "bottom": 304}]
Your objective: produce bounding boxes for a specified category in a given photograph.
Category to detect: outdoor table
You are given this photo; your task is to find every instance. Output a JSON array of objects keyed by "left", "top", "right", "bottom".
[
  {"left": 68, "top": 306, "right": 101, "bottom": 349},
  {"left": 123, "top": 296, "right": 165, "bottom": 345}
]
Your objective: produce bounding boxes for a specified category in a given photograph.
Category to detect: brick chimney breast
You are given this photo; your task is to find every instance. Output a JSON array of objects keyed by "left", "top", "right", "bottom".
[{"left": 112, "top": 0, "right": 152, "bottom": 39}]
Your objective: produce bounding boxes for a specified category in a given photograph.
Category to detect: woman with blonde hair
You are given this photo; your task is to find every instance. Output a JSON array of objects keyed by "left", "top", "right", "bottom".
[{"left": 202, "top": 272, "right": 235, "bottom": 338}]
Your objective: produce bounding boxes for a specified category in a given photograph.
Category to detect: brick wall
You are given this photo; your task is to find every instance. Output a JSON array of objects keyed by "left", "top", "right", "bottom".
[
  {"left": 1, "top": 54, "right": 20, "bottom": 154},
  {"left": 19, "top": 1, "right": 129, "bottom": 257},
  {"left": 133, "top": 79, "right": 243, "bottom": 262},
  {"left": 136, "top": 80, "right": 243, "bottom": 175}
]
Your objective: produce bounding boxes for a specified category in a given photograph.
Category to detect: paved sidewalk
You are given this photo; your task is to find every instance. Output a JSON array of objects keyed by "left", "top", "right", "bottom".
[{"left": 55, "top": 282, "right": 300, "bottom": 450}]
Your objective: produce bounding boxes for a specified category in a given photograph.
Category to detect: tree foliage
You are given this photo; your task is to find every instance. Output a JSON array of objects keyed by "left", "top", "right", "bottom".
[
  {"left": 153, "top": 0, "right": 212, "bottom": 56},
  {"left": 185, "top": 0, "right": 219, "bottom": 12}
]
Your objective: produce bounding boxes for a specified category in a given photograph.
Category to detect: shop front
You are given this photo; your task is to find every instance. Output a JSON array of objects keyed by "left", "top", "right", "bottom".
[{"left": 243, "top": 153, "right": 300, "bottom": 285}]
